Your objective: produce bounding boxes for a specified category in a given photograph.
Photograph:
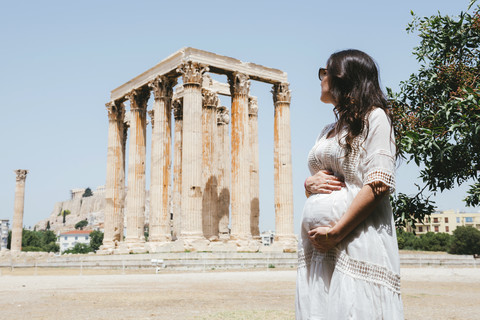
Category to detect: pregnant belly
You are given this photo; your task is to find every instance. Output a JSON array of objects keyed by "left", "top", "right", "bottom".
[{"left": 302, "top": 187, "right": 348, "bottom": 233}]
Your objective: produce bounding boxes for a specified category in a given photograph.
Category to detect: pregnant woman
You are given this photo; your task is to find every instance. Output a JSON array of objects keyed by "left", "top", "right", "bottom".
[{"left": 296, "top": 50, "right": 404, "bottom": 319}]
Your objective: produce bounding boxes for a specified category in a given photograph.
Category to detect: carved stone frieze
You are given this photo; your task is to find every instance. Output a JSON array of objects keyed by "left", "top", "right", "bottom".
[
  {"left": 106, "top": 101, "right": 125, "bottom": 122},
  {"left": 216, "top": 106, "right": 230, "bottom": 125},
  {"left": 228, "top": 72, "right": 250, "bottom": 96},
  {"left": 202, "top": 89, "right": 219, "bottom": 108},
  {"left": 177, "top": 60, "right": 209, "bottom": 86},
  {"left": 149, "top": 75, "right": 177, "bottom": 101},
  {"left": 248, "top": 97, "right": 258, "bottom": 116},
  {"left": 173, "top": 98, "right": 183, "bottom": 120},
  {"left": 272, "top": 82, "right": 291, "bottom": 105},
  {"left": 126, "top": 87, "right": 150, "bottom": 111},
  {"left": 14, "top": 169, "right": 28, "bottom": 182}
]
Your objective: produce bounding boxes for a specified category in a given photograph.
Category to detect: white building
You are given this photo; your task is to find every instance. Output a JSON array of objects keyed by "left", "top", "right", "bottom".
[
  {"left": 58, "top": 230, "right": 91, "bottom": 253},
  {"left": 261, "top": 230, "right": 275, "bottom": 246},
  {"left": 0, "top": 219, "right": 9, "bottom": 250}
]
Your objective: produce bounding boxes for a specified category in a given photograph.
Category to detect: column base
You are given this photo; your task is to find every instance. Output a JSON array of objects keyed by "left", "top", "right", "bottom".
[
  {"left": 175, "top": 238, "right": 210, "bottom": 252},
  {"left": 148, "top": 235, "right": 172, "bottom": 242},
  {"left": 145, "top": 241, "right": 175, "bottom": 253},
  {"left": 229, "top": 239, "right": 261, "bottom": 252},
  {"left": 118, "top": 239, "right": 148, "bottom": 253},
  {"left": 273, "top": 235, "right": 298, "bottom": 253}
]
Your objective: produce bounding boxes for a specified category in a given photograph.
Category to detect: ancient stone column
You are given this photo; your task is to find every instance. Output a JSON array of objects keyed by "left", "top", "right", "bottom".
[
  {"left": 172, "top": 98, "right": 183, "bottom": 241},
  {"left": 125, "top": 86, "right": 150, "bottom": 249},
  {"left": 272, "top": 83, "right": 296, "bottom": 250},
  {"left": 202, "top": 89, "right": 219, "bottom": 240},
  {"left": 248, "top": 97, "right": 260, "bottom": 239},
  {"left": 149, "top": 76, "right": 176, "bottom": 242},
  {"left": 177, "top": 61, "right": 209, "bottom": 241},
  {"left": 228, "top": 72, "right": 252, "bottom": 241},
  {"left": 11, "top": 170, "right": 28, "bottom": 252},
  {"left": 216, "top": 106, "right": 231, "bottom": 240},
  {"left": 103, "top": 101, "right": 125, "bottom": 250}
]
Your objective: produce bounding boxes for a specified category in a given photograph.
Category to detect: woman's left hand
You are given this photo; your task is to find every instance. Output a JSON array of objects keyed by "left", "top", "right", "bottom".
[{"left": 308, "top": 226, "right": 339, "bottom": 252}]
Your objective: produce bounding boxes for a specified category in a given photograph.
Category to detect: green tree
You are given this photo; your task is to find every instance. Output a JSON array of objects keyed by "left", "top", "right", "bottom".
[
  {"left": 82, "top": 187, "right": 93, "bottom": 197},
  {"left": 449, "top": 226, "right": 480, "bottom": 255},
  {"left": 7, "top": 230, "right": 11, "bottom": 249},
  {"left": 20, "top": 230, "right": 59, "bottom": 252},
  {"left": 75, "top": 219, "right": 88, "bottom": 230},
  {"left": 61, "top": 209, "right": 71, "bottom": 225},
  {"left": 89, "top": 230, "right": 104, "bottom": 251},
  {"left": 390, "top": 1, "right": 480, "bottom": 228},
  {"left": 63, "top": 243, "right": 93, "bottom": 254},
  {"left": 46, "top": 220, "right": 50, "bottom": 230}
]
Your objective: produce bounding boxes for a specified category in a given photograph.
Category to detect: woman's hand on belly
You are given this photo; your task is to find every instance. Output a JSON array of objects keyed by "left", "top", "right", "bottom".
[
  {"left": 308, "top": 225, "right": 340, "bottom": 252},
  {"left": 305, "top": 170, "right": 346, "bottom": 197}
]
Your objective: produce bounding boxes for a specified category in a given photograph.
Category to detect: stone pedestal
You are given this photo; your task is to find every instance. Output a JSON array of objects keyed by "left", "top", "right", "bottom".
[
  {"left": 125, "top": 87, "right": 150, "bottom": 251},
  {"left": 272, "top": 83, "right": 296, "bottom": 251},
  {"left": 102, "top": 101, "right": 125, "bottom": 250},
  {"left": 11, "top": 170, "right": 28, "bottom": 252}
]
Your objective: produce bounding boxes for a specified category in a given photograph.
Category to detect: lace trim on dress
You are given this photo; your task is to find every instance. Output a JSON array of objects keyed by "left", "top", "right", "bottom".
[
  {"left": 297, "top": 247, "right": 313, "bottom": 269},
  {"left": 342, "top": 135, "right": 364, "bottom": 183},
  {"left": 298, "top": 248, "right": 401, "bottom": 294},
  {"left": 364, "top": 169, "right": 396, "bottom": 193}
]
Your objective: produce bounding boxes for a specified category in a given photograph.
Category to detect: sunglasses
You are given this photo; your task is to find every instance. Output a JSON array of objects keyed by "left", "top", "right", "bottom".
[{"left": 318, "top": 68, "right": 327, "bottom": 81}]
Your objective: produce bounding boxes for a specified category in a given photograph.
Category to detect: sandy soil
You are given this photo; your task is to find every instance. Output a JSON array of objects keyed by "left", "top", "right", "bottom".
[{"left": 1, "top": 267, "right": 479, "bottom": 320}]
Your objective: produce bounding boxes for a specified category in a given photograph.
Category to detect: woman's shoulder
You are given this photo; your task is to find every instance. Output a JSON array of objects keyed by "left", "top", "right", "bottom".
[
  {"left": 317, "top": 122, "right": 336, "bottom": 141},
  {"left": 367, "top": 107, "right": 391, "bottom": 126}
]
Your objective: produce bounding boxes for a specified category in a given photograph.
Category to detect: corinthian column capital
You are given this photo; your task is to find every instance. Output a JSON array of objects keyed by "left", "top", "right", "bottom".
[
  {"left": 173, "top": 98, "right": 183, "bottom": 121},
  {"left": 248, "top": 97, "right": 258, "bottom": 116},
  {"left": 272, "top": 82, "right": 291, "bottom": 105},
  {"left": 216, "top": 106, "right": 230, "bottom": 125},
  {"left": 202, "top": 89, "right": 219, "bottom": 108},
  {"left": 228, "top": 72, "right": 250, "bottom": 96},
  {"left": 127, "top": 87, "right": 150, "bottom": 111},
  {"left": 149, "top": 75, "right": 177, "bottom": 101},
  {"left": 106, "top": 101, "right": 125, "bottom": 122},
  {"left": 177, "top": 60, "right": 209, "bottom": 86},
  {"left": 148, "top": 110, "right": 155, "bottom": 128},
  {"left": 14, "top": 169, "right": 28, "bottom": 182}
]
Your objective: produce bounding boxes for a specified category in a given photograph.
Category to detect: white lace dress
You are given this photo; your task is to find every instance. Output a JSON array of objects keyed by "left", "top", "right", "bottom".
[{"left": 296, "top": 108, "right": 404, "bottom": 320}]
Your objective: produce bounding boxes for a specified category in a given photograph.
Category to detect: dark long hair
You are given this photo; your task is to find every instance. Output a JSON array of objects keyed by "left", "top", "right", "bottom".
[{"left": 326, "top": 49, "right": 392, "bottom": 156}]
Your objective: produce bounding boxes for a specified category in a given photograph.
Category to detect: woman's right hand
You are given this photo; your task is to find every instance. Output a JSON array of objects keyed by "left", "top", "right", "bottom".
[{"left": 305, "top": 170, "right": 345, "bottom": 197}]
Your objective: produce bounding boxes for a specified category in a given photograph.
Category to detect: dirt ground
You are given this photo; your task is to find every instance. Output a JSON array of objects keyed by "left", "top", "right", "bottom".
[{"left": 1, "top": 267, "right": 479, "bottom": 320}]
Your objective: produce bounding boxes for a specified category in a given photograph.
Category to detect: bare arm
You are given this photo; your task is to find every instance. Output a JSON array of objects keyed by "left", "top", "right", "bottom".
[{"left": 308, "top": 181, "right": 389, "bottom": 252}]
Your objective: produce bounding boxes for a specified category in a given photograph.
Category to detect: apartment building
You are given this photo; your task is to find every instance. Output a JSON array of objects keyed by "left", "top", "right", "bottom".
[{"left": 409, "top": 210, "right": 480, "bottom": 234}]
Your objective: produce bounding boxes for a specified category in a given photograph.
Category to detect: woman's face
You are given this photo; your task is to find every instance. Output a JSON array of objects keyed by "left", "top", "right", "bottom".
[{"left": 320, "top": 74, "right": 335, "bottom": 105}]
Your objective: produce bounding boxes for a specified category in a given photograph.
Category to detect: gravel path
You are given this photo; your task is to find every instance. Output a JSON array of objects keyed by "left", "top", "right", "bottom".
[{"left": 1, "top": 267, "right": 479, "bottom": 319}]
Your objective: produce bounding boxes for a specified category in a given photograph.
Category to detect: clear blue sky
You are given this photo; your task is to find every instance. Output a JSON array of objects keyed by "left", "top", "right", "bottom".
[{"left": 0, "top": 0, "right": 477, "bottom": 234}]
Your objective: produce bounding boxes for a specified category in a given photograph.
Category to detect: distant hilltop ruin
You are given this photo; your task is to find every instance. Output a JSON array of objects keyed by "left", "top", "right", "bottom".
[{"left": 35, "top": 186, "right": 152, "bottom": 234}]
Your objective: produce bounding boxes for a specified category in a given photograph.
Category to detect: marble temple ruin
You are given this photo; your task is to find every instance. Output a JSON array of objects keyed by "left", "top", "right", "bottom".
[
  {"left": 11, "top": 169, "right": 28, "bottom": 252},
  {"left": 101, "top": 48, "right": 296, "bottom": 253}
]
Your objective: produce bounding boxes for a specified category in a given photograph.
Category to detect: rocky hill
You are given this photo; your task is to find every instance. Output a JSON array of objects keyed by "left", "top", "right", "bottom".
[{"left": 35, "top": 187, "right": 150, "bottom": 233}]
